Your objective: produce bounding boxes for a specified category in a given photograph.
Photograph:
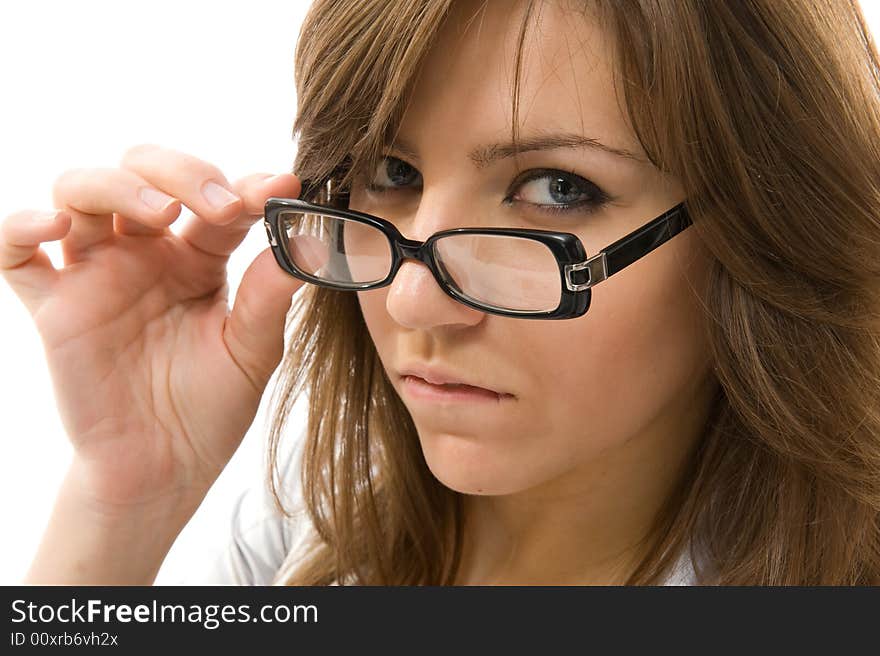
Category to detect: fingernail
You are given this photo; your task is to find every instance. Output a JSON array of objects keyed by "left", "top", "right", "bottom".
[
  {"left": 202, "top": 180, "right": 240, "bottom": 210},
  {"left": 32, "top": 211, "right": 58, "bottom": 223},
  {"left": 138, "top": 187, "right": 177, "bottom": 212}
]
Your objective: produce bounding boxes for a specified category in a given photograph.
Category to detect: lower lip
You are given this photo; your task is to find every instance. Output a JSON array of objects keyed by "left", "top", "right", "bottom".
[{"left": 401, "top": 375, "right": 512, "bottom": 403}]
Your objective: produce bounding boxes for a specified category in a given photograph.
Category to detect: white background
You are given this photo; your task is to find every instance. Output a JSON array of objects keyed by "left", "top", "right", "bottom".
[
  {"left": 0, "top": 0, "right": 312, "bottom": 584},
  {"left": 2, "top": 0, "right": 880, "bottom": 585}
]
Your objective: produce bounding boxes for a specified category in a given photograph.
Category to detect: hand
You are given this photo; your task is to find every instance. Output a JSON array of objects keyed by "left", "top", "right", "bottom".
[{"left": 0, "top": 144, "right": 304, "bottom": 516}]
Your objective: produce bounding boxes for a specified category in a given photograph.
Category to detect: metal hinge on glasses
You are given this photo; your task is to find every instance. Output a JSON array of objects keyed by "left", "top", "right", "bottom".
[
  {"left": 264, "top": 220, "right": 278, "bottom": 247},
  {"left": 564, "top": 252, "right": 608, "bottom": 292}
]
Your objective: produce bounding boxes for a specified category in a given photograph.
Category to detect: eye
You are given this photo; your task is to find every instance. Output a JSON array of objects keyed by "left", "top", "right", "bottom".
[
  {"left": 505, "top": 169, "right": 610, "bottom": 216},
  {"left": 363, "top": 156, "right": 422, "bottom": 193}
]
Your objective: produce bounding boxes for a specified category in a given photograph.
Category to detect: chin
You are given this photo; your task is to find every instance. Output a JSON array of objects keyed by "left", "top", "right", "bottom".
[{"left": 417, "top": 429, "right": 537, "bottom": 496}]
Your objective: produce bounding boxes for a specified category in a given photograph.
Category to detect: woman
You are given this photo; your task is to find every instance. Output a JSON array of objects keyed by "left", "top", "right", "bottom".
[{"left": 4, "top": 0, "right": 880, "bottom": 585}]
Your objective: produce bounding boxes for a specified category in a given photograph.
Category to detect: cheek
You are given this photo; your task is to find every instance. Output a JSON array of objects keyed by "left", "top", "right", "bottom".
[{"left": 525, "top": 235, "right": 712, "bottom": 451}]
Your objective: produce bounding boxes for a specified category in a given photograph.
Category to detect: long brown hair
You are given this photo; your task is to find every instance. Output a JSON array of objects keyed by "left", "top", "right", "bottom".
[{"left": 265, "top": 0, "right": 880, "bottom": 585}]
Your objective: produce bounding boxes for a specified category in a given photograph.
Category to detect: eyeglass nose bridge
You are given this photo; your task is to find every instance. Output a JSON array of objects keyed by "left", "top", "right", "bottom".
[
  {"left": 388, "top": 234, "right": 460, "bottom": 296},
  {"left": 394, "top": 235, "right": 437, "bottom": 269}
]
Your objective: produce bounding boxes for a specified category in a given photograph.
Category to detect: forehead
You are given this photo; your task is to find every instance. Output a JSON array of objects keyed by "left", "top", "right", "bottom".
[{"left": 396, "top": 0, "right": 639, "bottom": 158}]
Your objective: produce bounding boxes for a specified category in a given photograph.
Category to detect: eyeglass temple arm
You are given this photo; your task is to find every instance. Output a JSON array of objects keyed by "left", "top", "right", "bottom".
[{"left": 578, "top": 203, "right": 691, "bottom": 289}]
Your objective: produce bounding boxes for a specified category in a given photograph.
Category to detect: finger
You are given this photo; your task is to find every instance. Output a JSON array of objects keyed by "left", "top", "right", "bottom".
[
  {"left": 114, "top": 212, "right": 172, "bottom": 238},
  {"left": 222, "top": 247, "right": 306, "bottom": 390},
  {"left": 0, "top": 210, "right": 72, "bottom": 316},
  {"left": 115, "top": 180, "right": 184, "bottom": 237},
  {"left": 115, "top": 184, "right": 184, "bottom": 236},
  {"left": 178, "top": 172, "right": 301, "bottom": 258},
  {"left": 120, "top": 144, "right": 244, "bottom": 230},
  {"left": 52, "top": 167, "right": 182, "bottom": 262}
]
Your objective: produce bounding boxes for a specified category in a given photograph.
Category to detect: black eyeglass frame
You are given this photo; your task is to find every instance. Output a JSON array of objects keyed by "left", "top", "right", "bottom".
[{"left": 263, "top": 193, "right": 692, "bottom": 320}]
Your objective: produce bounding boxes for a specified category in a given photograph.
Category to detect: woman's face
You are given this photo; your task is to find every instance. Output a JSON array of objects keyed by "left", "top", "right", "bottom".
[{"left": 350, "top": 0, "right": 717, "bottom": 497}]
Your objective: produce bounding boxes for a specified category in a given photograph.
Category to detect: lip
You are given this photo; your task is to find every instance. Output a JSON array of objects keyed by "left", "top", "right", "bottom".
[
  {"left": 397, "top": 363, "right": 514, "bottom": 398},
  {"left": 401, "top": 375, "right": 511, "bottom": 403}
]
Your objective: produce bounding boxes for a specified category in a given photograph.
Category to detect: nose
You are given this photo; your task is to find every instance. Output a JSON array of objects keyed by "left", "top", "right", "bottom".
[
  {"left": 384, "top": 203, "right": 486, "bottom": 331},
  {"left": 385, "top": 258, "right": 485, "bottom": 330}
]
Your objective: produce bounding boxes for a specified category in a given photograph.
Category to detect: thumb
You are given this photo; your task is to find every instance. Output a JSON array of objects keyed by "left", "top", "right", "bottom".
[{"left": 223, "top": 247, "right": 305, "bottom": 388}]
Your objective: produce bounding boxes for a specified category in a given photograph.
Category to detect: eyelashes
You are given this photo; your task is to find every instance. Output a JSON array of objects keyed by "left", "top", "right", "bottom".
[{"left": 362, "top": 155, "right": 612, "bottom": 217}]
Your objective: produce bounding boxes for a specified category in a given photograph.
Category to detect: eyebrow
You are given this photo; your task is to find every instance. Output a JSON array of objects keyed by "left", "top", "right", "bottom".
[{"left": 386, "top": 131, "right": 648, "bottom": 169}]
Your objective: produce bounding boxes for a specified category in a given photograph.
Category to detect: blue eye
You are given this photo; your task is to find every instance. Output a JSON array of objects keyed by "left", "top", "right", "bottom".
[
  {"left": 505, "top": 168, "right": 610, "bottom": 215},
  {"left": 363, "top": 155, "right": 611, "bottom": 216}
]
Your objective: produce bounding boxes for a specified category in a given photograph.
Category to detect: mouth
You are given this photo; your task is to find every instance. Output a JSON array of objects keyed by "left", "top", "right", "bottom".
[{"left": 400, "top": 375, "right": 514, "bottom": 403}]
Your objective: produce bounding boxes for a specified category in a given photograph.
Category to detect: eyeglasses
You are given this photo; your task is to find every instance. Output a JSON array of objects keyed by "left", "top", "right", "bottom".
[{"left": 263, "top": 191, "right": 692, "bottom": 320}]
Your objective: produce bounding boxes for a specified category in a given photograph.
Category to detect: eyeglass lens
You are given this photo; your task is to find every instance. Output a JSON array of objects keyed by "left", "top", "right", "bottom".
[{"left": 278, "top": 210, "right": 563, "bottom": 313}]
